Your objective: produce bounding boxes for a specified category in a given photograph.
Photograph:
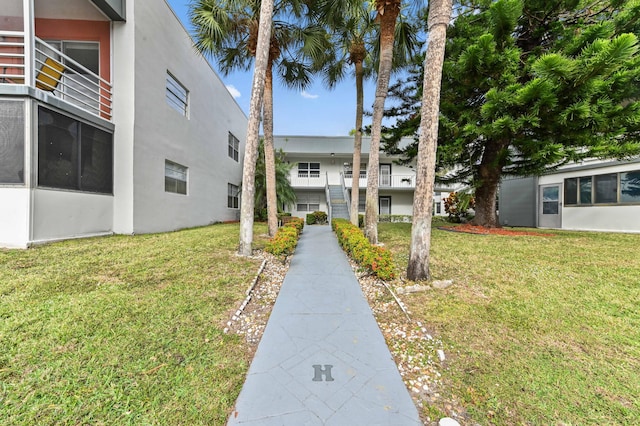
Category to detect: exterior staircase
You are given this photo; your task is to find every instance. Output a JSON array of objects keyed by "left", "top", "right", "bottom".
[{"left": 328, "top": 185, "right": 349, "bottom": 220}]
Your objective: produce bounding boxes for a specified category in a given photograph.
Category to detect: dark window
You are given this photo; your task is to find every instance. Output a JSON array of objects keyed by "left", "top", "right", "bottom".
[
  {"left": 621, "top": 171, "right": 640, "bottom": 203},
  {"left": 0, "top": 100, "right": 25, "bottom": 184},
  {"left": 542, "top": 186, "right": 559, "bottom": 214},
  {"left": 564, "top": 178, "right": 577, "bottom": 205},
  {"left": 166, "top": 72, "right": 188, "bottom": 116},
  {"left": 227, "top": 183, "right": 239, "bottom": 208},
  {"left": 165, "top": 160, "right": 187, "bottom": 195},
  {"left": 37, "top": 106, "right": 112, "bottom": 193},
  {"left": 579, "top": 176, "right": 592, "bottom": 204},
  {"left": 228, "top": 132, "right": 239, "bottom": 161},
  {"left": 594, "top": 173, "right": 617, "bottom": 204},
  {"left": 298, "top": 162, "right": 320, "bottom": 178}
]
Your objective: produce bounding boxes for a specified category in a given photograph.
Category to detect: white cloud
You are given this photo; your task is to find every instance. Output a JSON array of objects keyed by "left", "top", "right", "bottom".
[
  {"left": 226, "top": 85, "right": 241, "bottom": 98},
  {"left": 301, "top": 90, "right": 319, "bottom": 99}
]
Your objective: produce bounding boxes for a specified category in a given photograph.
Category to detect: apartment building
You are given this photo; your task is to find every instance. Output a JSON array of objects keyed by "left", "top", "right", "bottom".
[
  {"left": 274, "top": 135, "right": 460, "bottom": 221},
  {"left": 500, "top": 158, "right": 640, "bottom": 233},
  {"left": 0, "top": 0, "right": 247, "bottom": 248}
]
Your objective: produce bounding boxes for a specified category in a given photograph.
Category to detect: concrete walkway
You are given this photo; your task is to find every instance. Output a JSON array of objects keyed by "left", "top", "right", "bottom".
[{"left": 228, "top": 225, "right": 421, "bottom": 425}]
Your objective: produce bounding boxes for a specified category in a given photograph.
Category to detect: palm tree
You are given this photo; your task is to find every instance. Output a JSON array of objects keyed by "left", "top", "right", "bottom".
[
  {"left": 407, "top": 0, "right": 453, "bottom": 280},
  {"left": 313, "top": 4, "right": 377, "bottom": 226},
  {"left": 255, "top": 139, "right": 297, "bottom": 219},
  {"left": 191, "top": 0, "right": 326, "bottom": 242},
  {"left": 315, "top": 1, "right": 419, "bottom": 227}
]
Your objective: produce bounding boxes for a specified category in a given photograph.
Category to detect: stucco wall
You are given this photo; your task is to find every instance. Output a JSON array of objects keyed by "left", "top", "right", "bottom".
[
  {"left": 538, "top": 161, "right": 640, "bottom": 233},
  {"left": 0, "top": 188, "right": 30, "bottom": 248},
  {"left": 114, "top": 0, "right": 247, "bottom": 234},
  {"left": 31, "top": 189, "right": 113, "bottom": 243}
]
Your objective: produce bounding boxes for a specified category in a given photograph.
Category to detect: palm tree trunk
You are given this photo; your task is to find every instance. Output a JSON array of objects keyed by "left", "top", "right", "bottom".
[
  {"left": 239, "top": 0, "right": 274, "bottom": 256},
  {"left": 366, "top": 4, "right": 400, "bottom": 244},
  {"left": 406, "top": 0, "right": 453, "bottom": 281},
  {"left": 350, "top": 59, "right": 365, "bottom": 226},
  {"left": 263, "top": 64, "right": 278, "bottom": 237}
]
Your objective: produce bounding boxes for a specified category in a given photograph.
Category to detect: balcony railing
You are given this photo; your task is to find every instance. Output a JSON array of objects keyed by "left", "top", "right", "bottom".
[
  {"left": 0, "top": 31, "right": 112, "bottom": 121},
  {"left": 289, "top": 173, "right": 327, "bottom": 187},
  {"left": 344, "top": 173, "right": 417, "bottom": 188}
]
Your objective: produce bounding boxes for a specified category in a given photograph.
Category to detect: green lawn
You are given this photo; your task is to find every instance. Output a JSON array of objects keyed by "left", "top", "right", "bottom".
[
  {"left": 378, "top": 222, "right": 640, "bottom": 425},
  {"left": 0, "top": 223, "right": 268, "bottom": 425}
]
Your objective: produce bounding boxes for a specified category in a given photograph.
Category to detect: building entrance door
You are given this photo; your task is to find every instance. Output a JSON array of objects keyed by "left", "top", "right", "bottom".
[{"left": 538, "top": 184, "right": 562, "bottom": 228}]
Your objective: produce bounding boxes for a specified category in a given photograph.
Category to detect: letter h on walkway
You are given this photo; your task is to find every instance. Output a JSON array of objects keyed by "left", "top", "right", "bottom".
[{"left": 312, "top": 364, "right": 334, "bottom": 382}]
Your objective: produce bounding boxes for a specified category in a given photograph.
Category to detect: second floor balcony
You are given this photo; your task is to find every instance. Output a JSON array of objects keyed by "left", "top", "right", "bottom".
[
  {"left": 343, "top": 172, "right": 417, "bottom": 189},
  {"left": 0, "top": 0, "right": 118, "bottom": 122},
  {"left": 1, "top": 33, "right": 112, "bottom": 121}
]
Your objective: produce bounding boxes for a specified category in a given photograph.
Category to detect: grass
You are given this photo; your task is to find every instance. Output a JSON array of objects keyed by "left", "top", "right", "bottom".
[
  {"left": 378, "top": 222, "right": 640, "bottom": 425},
  {"left": 0, "top": 223, "right": 268, "bottom": 425}
]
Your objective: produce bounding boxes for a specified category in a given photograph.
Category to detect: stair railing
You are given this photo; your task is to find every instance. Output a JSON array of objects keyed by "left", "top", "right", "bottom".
[
  {"left": 325, "top": 172, "right": 332, "bottom": 224},
  {"left": 340, "top": 171, "right": 351, "bottom": 220}
]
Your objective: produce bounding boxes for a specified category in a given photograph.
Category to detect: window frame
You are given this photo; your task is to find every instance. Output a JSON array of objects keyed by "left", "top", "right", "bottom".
[
  {"left": 165, "top": 160, "right": 188, "bottom": 195},
  {"left": 296, "top": 192, "right": 321, "bottom": 212},
  {"left": 564, "top": 169, "right": 640, "bottom": 206},
  {"left": 228, "top": 132, "right": 239, "bottom": 162},
  {"left": 227, "top": 183, "right": 240, "bottom": 209},
  {"left": 298, "top": 162, "right": 320, "bottom": 178},
  {"left": 166, "top": 71, "right": 189, "bottom": 117}
]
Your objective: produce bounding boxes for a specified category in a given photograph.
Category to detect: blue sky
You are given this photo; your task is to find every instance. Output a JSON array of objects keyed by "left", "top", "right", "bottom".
[{"left": 166, "top": 0, "right": 381, "bottom": 136}]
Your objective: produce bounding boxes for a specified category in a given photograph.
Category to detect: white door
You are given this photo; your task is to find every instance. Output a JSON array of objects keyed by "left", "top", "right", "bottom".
[
  {"left": 539, "top": 184, "right": 562, "bottom": 228},
  {"left": 380, "top": 164, "right": 391, "bottom": 187},
  {"left": 379, "top": 196, "right": 391, "bottom": 215}
]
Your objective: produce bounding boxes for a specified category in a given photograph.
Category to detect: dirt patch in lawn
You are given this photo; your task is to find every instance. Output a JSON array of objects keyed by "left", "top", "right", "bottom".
[{"left": 439, "top": 224, "right": 555, "bottom": 236}]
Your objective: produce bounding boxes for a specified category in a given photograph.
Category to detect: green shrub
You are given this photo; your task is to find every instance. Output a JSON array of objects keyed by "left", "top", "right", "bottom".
[
  {"left": 444, "top": 191, "right": 475, "bottom": 223},
  {"left": 307, "top": 211, "right": 327, "bottom": 225},
  {"left": 306, "top": 213, "right": 317, "bottom": 225},
  {"left": 331, "top": 218, "right": 396, "bottom": 280},
  {"left": 286, "top": 217, "right": 304, "bottom": 232},
  {"left": 265, "top": 217, "right": 304, "bottom": 257},
  {"left": 358, "top": 214, "right": 364, "bottom": 228},
  {"left": 312, "top": 211, "right": 327, "bottom": 225}
]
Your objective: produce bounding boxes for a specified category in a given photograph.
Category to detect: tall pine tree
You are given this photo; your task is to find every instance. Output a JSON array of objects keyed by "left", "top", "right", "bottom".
[{"left": 384, "top": 0, "right": 640, "bottom": 227}]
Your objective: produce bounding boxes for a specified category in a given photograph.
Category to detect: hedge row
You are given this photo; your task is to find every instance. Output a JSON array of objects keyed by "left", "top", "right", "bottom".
[
  {"left": 265, "top": 217, "right": 304, "bottom": 257},
  {"left": 331, "top": 218, "right": 396, "bottom": 281}
]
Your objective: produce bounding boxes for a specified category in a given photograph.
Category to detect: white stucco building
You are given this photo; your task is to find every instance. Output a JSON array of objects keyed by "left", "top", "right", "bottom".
[
  {"left": 499, "top": 158, "right": 640, "bottom": 233},
  {"left": 274, "top": 136, "right": 460, "bottom": 221},
  {"left": 0, "top": 0, "right": 247, "bottom": 248}
]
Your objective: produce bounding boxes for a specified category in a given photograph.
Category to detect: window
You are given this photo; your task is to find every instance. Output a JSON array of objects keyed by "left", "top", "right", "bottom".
[
  {"left": 0, "top": 100, "right": 25, "bottom": 184},
  {"left": 621, "top": 171, "right": 640, "bottom": 203},
  {"left": 228, "top": 132, "right": 239, "bottom": 161},
  {"left": 298, "top": 162, "right": 320, "bottom": 178},
  {"left": 564, "top": 178, "right": 578, "bottom": 205},
  {"left": 166, "top": 72, "right": 188, "bottom": 116},
  {"left": 433, "top": 201, "right": 442, "bottom": 214},
  {"left": 594, "top": 173, "right": 617, "bottom": 204},
  {"left": 579, "top": 176, "right": 592, "bottom": 204},
  {"left": 165, "top": 160, "right": 187, "bottom": 195},
  {"left": 38, "top": 106, "right": 112, "bottom": 193},
  {"left": 296, "top": 193, "right": 320, "bottom": 212},
  {"left": 228, "top": 183, "right": 239, "bottom": 208},
  {"left": 564, "top": 169, "right": 640, "bottom": 206}
]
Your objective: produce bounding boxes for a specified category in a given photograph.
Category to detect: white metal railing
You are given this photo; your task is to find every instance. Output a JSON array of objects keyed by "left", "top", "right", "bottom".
[
  {"left": 0, "top": 31, "right": 25, "bottom": 83},
  {"left": 0, "top": 31, "right": 112, "bottom": 121},
  {"left": 289, "top": 173, "right": 327, "bottom": 187},
  {"left": 325, "top": 172, "right": 332, "bottom": 223},
  {"left": 340, "top": 172, "right": 351, "bottom": 219},
  {"left": 343, "top": 174, "right": 417, "bottom": 188}
]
